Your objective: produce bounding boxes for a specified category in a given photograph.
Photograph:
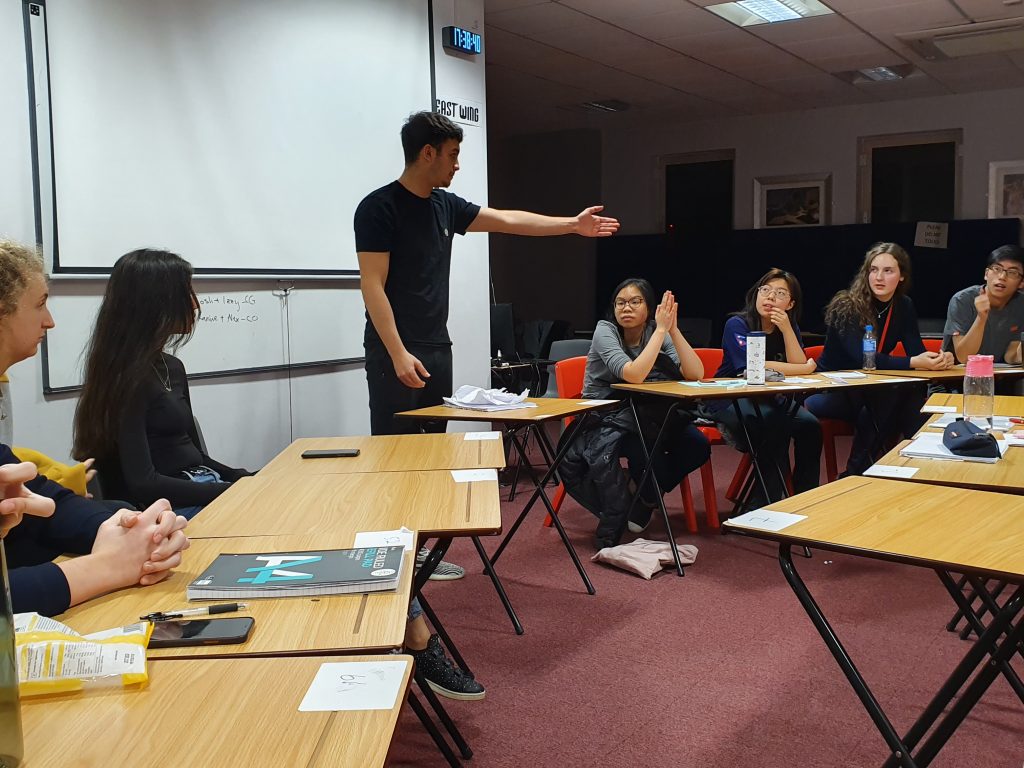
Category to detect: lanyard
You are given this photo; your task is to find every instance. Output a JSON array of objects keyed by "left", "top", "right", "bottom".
[{"left": 877, "top": 302, "right": 894, "bottom": 352}]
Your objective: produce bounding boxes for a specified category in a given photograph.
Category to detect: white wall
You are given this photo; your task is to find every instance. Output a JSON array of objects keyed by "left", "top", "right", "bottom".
[
  {"left": 602, "top": 86, "right": 1024, "bottom": 235},
  {"left": 0, "top": 0, "right": 490, "bottom": 465}
]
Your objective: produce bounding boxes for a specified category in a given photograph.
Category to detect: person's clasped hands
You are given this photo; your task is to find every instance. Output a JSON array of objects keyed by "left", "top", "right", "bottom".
[{"left": 95, "top": 499, "right": 190, "bottom": 587}]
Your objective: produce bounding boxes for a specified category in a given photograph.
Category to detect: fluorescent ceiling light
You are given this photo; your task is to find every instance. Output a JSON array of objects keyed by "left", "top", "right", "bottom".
[
  {"left": 859, "top": 66, "right": 903, "bottom": 82},
  {"left": 707, "top": 0, "right": 834, "bottom": 27}
]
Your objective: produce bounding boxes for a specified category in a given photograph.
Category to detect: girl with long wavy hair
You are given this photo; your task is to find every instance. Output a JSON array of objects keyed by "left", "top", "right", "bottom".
[
  {"left": 74, "top": 250, "right": 250, "bottom": 516},
  {"left": 805, "top": 242, "right": 952, "bottom": 475}
]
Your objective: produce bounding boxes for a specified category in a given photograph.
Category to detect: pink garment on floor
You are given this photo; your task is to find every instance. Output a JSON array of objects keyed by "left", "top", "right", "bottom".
[{"left": 591, "top": 538, "right": 698, "bottom": 579}]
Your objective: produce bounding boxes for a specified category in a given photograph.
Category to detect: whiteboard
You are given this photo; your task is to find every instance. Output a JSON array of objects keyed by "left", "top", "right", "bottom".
[
  {"left": 26, "top": 0, "right": 432, "bottom": 274},
  {"left": 41, "top": 279, "right": 367, "bottom": 392}
]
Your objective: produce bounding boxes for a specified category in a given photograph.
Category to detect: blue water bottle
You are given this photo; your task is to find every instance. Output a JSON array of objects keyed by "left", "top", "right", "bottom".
[{"left": 862, "top": 325, "right": 877, "bottom": 371}]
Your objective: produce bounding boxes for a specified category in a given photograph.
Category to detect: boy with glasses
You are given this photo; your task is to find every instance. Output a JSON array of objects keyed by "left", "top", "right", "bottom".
[{"left": 942, "top": 245, "right": 1024, "bottom": 365}]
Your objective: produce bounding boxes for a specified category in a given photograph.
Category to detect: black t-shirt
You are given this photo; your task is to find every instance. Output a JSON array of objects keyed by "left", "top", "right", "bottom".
[{"left": 354, "top": 181, "right": 480, "bottom": 348}]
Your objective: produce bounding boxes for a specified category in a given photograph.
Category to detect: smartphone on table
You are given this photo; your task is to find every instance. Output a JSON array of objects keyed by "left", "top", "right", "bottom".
[
  {"left": 148, "top": 617, "right": 255, "bottom": 648},
  {"left": 300, "top": 448, "right": 361, "bottom": 459}
]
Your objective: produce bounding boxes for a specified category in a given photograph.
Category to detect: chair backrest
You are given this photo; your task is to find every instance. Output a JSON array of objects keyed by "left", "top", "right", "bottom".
[
  {"left": 805, "top": 344, "right": 824, "bottom": 362},
  {"left": 923, "top": 338, "right": 943, "bottom": 353},
  {"left": 555, "top": 356, "right": 587, "bottom": 400},
  {"left": 678, "top": 317, "right": 713, "bottom": 348},
  {"left": 542, "top": 339, "right": 593, "bottom": 397},
  {"left": 694, "top": 347, "right": 723, "bottom": 377}
]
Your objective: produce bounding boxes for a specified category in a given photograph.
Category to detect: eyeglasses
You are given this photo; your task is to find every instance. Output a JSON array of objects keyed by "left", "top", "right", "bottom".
[
  {"left": 757, "top": 285, "right": 791, "bottom": 300},
  {"left": 614, "top": 297, "right": 645, "bottom": 309},
  {"left": 988, "top": 264, "right": 1024, "bottom": 281}
]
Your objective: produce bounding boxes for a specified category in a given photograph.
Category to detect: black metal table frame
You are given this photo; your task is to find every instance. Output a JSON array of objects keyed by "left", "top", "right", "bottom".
[
  {"left": 488, "top": 414, "right": 598, "bottom": 612},
  {"left": 779, "top": 542, "right": 1024, "bottom": 768}
]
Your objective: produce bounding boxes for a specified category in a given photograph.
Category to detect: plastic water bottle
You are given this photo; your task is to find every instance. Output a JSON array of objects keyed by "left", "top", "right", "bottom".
[
  {"left": 964, "top": 354, "right": 995, "bottom": 430},
  {"left": 746, "top": 331, "right": 766, "bottom": 385},
  {"left": 0, "top": 542, "right": 24, "bottom": 768},
  {"left": 862, "top": 325, "right": 877, "bottom": 371}
]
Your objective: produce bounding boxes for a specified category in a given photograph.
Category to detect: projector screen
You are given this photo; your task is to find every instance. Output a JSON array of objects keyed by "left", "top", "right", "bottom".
[{"left": 27, "top": 0, "right": 432, "bottom": 274}]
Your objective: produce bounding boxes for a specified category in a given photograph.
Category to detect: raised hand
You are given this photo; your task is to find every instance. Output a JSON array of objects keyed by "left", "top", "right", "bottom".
[
  {"left": 655, "top": 291, "right": 677, "bottom": 333},
  {"left": 974, "top": 286, "right": 990, "bottom": 319},
  {"left": 768, "top": 306, "right": 792, "bottom": 333},
  {"left": 575, "top": 206, "right": 620, "bottom": 238}
]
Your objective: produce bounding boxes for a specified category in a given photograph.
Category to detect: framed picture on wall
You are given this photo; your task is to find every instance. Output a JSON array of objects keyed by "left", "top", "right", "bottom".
[
  {"left": 753, "top": 172, "right": 832, "bottom": 229},
  {"left": 988, "top": 160, "right": 1024, "bottom": 218}
]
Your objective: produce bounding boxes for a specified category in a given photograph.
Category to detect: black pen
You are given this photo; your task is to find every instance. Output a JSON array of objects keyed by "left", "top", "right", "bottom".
[{"left": 140, "top": 602, "right": 249, "bottom": 622}]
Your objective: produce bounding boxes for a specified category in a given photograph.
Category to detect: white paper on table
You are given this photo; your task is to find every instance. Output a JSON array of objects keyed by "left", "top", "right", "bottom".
[
  {"left": 299, "top": 661, "right": 407, "bottom": 712},
  {"left": 766, "top": 385, "right": 807, "bottom": 391},
  {"left": 726, "top": 509, "right": 807, "bottom": 532},
  {"left": 822, "top": 371, "right": 868, "bottom": 379},
  {"left": 578, "top": 399, "right": 617, "bottom": 405},
  {"left": 680, "top": 379, "right": 745, "bottom": 388},
  {"left": 864, "top": 465, "right": 920, "bottom": 479},
  {"left": 353, "top": 527, "right": 415, "bottom": 552},
  {"left": 782, "top": 377, "right": 819, "bottom": 384},
  {"left": 921, "top": 405, "right": 957, "bottom": 414},
  {"left": 463, "top": 431, "right": 500, "bottom": 441},
  {"left": 451, "top": 468, "right": 499, "bottom": 483},
  {"left": 925, "top": 414, "right": 1013, "bottom": 432}
]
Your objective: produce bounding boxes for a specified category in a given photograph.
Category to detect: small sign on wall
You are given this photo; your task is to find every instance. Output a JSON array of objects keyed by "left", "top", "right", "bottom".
[
  {"left": 914, "top": 221, "right": 948, "bottom": 249},
  {"left": 435, "top": 97, "right": 482, "bottom": 128}
]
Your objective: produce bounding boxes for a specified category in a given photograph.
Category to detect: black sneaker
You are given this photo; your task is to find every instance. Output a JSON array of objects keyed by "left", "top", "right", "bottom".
[{"left": 412, "top": 635, "right": 486, "bottom": 701}]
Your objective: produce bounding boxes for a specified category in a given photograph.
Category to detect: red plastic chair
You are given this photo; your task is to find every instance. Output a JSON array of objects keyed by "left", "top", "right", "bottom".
[{"left": 805, "top": 344, "right": 853, "bottom": 482}]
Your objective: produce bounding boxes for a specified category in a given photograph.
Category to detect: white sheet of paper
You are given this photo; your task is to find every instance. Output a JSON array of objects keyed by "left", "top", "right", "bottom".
[
  {"left": 463, "top": 431, "right": 500, "bottom": 441},
  {"left": 726, "top": 509, "right": 807, "bottom": 532},
  {"left": 451, "top": 468, "right": 499, "bottom": 483},
  {"left": 921, "top": 405, "right": 957, "bottom": 413},
  {"left": 578, "top": 399, "right": 617, "bottom": 405},
  {"left": 353, "top": 527, "right": 415, "bottom": 552},
  {"left": 782, "top": 377, "right": 819, "bottom": 384},
  {"left": 767, "top": 385, "right": 807, "bottom": 391},
  {"left": 823, "top": 371, "right": 867, "bottom": 379},
  {"left": 864, "top": 465, "right": 920, "bottom": 479},
  {"left": 299, "top": 661, "right": 406, "bottom": 712}
]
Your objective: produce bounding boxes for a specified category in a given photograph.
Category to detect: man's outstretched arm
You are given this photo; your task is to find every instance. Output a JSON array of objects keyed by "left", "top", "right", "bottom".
[{"left": 467, "top": 205, "right": 619, "bottom": 237}]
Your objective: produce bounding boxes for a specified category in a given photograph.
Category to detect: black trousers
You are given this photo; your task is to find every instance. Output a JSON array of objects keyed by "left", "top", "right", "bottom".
[{"left": 365, "top": 344, "right": 454, "bottom": 436}]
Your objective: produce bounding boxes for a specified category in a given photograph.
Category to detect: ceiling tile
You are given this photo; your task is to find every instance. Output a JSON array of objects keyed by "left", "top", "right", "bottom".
[
  {"left": 612, "top": 6, "right": 735, "bottom": 39},
  {"left": 746, "top": 13, "right": 858, "bottom": 44},
  {"left": 949, "top": 1, "right": 1024, "bottom": 22},
  {"left": 783, "top": 33, "right": 894, "bottom": 62},
  {"left": 485, "top": 2, "right": 590, "bottom": 35},
  {"left": 484, "top": 0, "right": 551, "bottom": 13},
  {"left": 556, "top": 0, "right": 685, "bottom": 20},
  {"left": 844, "top": 2, "right": 968, "bottom": 34}
]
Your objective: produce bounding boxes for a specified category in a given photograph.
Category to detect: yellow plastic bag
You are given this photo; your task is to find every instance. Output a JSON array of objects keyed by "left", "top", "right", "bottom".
[{"left": 13, "top": 613, "right": 152, "bottom": 696}]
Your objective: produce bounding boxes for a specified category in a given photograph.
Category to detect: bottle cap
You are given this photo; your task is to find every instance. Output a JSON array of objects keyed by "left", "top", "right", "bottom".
[
  {"left": 865, "top": 325, "right": 873, "bottom": 332},
  {"left": 966, "top": 354, "right": 994, "bottom": 378},
  {"left": 747, "top": 331, "right": 765, "bottom": 337}
]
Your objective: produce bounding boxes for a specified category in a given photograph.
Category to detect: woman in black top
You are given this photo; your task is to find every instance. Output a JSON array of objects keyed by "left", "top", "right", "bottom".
[
  {"left": 74, "top": 250, "right": 250, "bottom": 516},
  {"left": 805, "top": 242, "right": 953, "bottom": 475}
]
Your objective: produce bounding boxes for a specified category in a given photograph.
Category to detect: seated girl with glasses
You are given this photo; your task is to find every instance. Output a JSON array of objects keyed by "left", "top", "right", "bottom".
[
  {"left": 708, "top": 268, "right": 822, "bottom": 508},
  {"left": 805, "top": 242, "right": 952, "bottom": 476},
  {"left": 73, "top": 250, "right": 252, "bottom": 519},
  {"left": 562, "top": 278, "right": 710, "bottom": 549}
]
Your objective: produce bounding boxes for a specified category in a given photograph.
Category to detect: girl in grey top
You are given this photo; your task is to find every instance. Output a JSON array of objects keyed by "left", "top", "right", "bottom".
[{"left": 577, "top": 278, "right": 709, "bottom": 547}]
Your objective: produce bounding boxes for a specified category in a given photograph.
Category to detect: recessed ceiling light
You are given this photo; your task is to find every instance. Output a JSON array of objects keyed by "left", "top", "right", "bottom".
[
  {"left": 833, "top": 64, "right": 915, "bottom": 85},
  {"left": 706, "top": 0, "right": 834, "bottom": 27}
]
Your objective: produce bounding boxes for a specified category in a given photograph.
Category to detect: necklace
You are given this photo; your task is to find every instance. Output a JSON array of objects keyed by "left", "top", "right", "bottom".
[
  {"left": 153, "top": 356, "right": 172, "bottom": 392},
  {"left": 876, "top": 300, "right": 892, "bottom": 319}
]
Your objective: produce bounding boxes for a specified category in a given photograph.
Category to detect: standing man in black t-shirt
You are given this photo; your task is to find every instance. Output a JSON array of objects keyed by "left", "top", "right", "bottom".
[{"left": 355, "top": 111, "right": 619, "bottom": 436}]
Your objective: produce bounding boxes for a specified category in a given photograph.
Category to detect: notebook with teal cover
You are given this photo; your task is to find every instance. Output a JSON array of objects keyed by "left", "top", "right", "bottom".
[{"left": 186, "top": 547, "right": 404, "bottom": 600}]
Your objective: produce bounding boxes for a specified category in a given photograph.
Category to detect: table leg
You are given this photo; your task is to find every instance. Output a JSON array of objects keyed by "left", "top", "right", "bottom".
[
  {"left": 618, "top": 398, "right": 684, "bottom": 577},
  {"left": 778, "top": 544, "right": 917, "bottom": 767},
  {"left": 407, "top": 690, "right": 462, "bottom": 768},
  {"left": 414, "top": 669, "right": 474, "bottom": 760},
  {"left": 472, "top": 535, "right": 524, "bottom": 635},
  {"left": 489, "top": 415, "right": 596, "bottom": 595}
]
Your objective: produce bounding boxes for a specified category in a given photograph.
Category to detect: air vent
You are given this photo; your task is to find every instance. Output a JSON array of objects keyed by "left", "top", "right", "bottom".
[{"left": 898, "top": 18, "right": 1024, "bottom": 61}]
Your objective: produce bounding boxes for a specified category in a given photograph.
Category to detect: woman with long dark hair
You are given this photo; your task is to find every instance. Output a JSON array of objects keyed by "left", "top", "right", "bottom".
[
  {"left": 805, "top": 242, "right": 952, "bottom": 475},
  {"left": 709, "top": 268, "right": 821, "bottom": 506},
  {"left": 74, "top": 250, "right": 250, "bottom": 515},
  {"left": 569, "top": 278, "right": 709, "bottom": 548}
]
